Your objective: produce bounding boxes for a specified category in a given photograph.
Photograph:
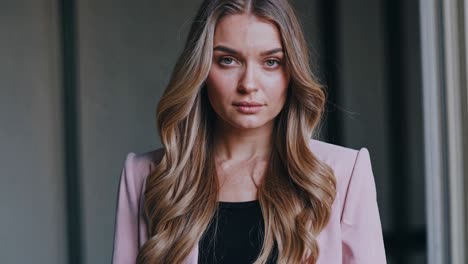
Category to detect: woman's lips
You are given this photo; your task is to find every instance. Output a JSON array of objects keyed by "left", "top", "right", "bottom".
[{"left": 233, "top": 102, "right": 264, "bottom": 114}]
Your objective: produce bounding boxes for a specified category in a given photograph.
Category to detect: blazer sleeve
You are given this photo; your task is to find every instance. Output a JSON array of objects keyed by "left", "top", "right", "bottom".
[
  {"left": 341, "top": 148, "right": 387, "bottom": 264},
  {"left": 112, "top": 153, "right": 142, "bottom": 264}
]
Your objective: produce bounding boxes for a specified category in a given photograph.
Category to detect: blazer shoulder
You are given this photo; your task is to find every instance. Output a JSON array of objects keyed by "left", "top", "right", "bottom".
[
  {"left": 308, "top": 138, "right": 360, "bottom": 166},
  {"left": 122, "top": 148, "right": 164, "bottom": 190},
  {"left": 133, "top": 147, "right": 165, "bottom": 169},
  {"left": 308, "top": 139, "right": 370, "bottom": 199}
]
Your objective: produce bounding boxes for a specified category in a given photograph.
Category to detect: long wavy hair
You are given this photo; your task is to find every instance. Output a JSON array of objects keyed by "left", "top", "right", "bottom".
[{"left": 138, "top": 0, "right": 336, "bottom": 263}]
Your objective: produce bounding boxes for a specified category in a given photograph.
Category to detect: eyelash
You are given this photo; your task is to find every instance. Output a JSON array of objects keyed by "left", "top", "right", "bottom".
[{"left": 218, "top": 57, "right": 281, "bottom": 68}]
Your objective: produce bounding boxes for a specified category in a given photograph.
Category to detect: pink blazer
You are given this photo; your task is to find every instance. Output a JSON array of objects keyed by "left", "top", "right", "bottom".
[{"left": 112, "top": 139, "right": 387, "bottom": 263}]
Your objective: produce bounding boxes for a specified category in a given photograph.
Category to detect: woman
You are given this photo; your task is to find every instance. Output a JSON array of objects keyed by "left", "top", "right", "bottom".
[{"left": 112, "top": 0, "right": 386, "bottom": 263}]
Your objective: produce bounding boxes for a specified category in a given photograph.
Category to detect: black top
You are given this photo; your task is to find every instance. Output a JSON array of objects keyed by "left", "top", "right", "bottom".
[{"left": 198, "top": 200, "right": 278, "bottom": 264}]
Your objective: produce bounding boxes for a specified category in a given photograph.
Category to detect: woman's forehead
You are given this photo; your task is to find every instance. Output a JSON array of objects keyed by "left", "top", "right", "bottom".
[{"left": 213, "top": 14, "right": 283, "bottom": 54}]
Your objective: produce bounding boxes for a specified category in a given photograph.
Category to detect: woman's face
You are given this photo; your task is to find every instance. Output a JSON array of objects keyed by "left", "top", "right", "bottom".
[{"left": 206, "top": 14, "right": 290, "bottom": 131}]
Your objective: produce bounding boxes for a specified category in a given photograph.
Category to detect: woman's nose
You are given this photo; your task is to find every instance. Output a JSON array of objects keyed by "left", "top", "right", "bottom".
[{"left": 237, "top": 63, "right": 258, "bottom": 93}]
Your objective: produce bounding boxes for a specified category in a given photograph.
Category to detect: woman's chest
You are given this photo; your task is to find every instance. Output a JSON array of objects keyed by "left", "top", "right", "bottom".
[{"left": 216, "top": 158, "right": 268, "bottom": 201}]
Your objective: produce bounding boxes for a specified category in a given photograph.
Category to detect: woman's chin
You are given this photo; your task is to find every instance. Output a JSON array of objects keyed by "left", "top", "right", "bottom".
[{"left": 228, "top": 119, "right": 273, "bottom": 131}]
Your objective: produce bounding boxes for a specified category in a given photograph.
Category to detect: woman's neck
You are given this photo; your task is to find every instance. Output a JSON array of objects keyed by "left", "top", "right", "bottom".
[{"left": 212, "top": 120, "right": 273, "bottom": 162}]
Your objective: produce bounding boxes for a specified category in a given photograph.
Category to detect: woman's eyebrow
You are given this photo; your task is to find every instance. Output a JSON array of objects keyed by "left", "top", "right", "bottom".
[
  {"left": 260, "top": 48, "right": 283, "bottom": 56},
  {"left": 213, "top": 45, "right": 284, "bottom": 56}
]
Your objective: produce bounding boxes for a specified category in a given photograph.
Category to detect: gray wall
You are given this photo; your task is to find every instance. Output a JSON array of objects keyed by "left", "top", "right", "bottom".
[{"left": 0, "top": 0, "right": 67, "bottom": 263}]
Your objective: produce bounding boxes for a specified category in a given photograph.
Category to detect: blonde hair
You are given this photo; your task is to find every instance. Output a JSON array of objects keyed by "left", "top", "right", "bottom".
[{"left": 138, "top": 0, "right": 336, "bottom": 263}]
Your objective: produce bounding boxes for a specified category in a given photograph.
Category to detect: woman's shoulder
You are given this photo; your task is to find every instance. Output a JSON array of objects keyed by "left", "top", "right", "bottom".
[
  {"left": 126, "top": 148, "right": 165, "bottom": 169},
  {"left": 308, "top": 138, "right": 361, "bottom": 162},
  {"left": 308, "top": 138, "right": 374, "bottom": 194},
  {"left": 120, "top": 148, "right": 164, "bottom": 190}
]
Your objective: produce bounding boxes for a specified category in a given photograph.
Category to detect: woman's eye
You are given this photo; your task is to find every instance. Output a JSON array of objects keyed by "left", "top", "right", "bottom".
[
  {"left": 220, "top": 57, "right": 235, "bottom": 65},
  {"left": 265, "top": 59, "right": 280, "bottom": 67}
]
